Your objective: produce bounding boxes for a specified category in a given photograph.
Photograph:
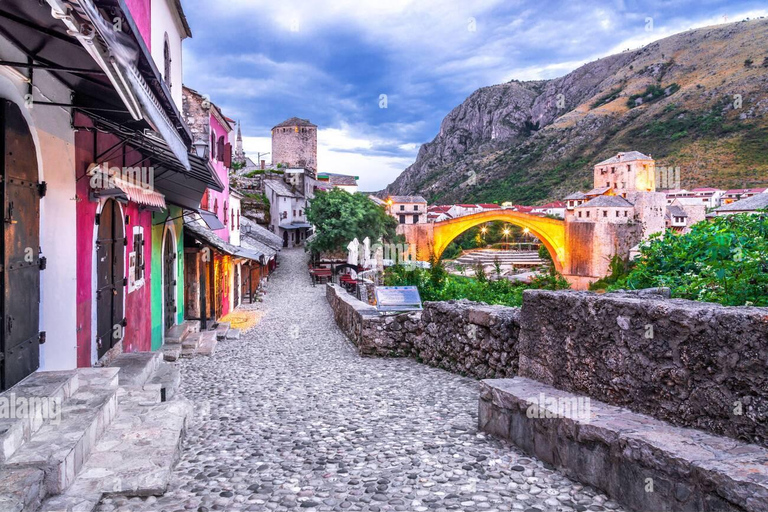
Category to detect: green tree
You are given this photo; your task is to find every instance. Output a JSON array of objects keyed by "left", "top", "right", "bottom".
[{"left": 306, "top": 189, "right": 398, "bottom": 254}]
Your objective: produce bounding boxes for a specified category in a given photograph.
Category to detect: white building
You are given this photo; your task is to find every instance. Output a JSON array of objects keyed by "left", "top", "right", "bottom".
[
  {"left": 317, "top": 172, "right": 359, "bottom": 194},
  {"left": 265, "top": 176, "right": 312, "bottom": 247},
  {"left": 387, "top": 195, "right": 428, "bottom": 224}
]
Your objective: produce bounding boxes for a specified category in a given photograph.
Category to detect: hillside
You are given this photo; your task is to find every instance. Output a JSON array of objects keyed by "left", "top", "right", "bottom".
[{"left": 385, "top": 18, "right": 768, "bottom": 205}]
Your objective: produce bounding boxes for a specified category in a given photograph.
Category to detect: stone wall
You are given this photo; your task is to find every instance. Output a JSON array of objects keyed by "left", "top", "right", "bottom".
[
  {"left": 327, "top": 283, "right": 768, "bottom": 446},
  {"left": 272, "top": 127, "right": 317, "bottom": 170},
  {"left": 518, "top": 289, "right": 768, "bottom": 446},
  {"left": 326, "top": 285, "right": 520, "bottom": 378}
]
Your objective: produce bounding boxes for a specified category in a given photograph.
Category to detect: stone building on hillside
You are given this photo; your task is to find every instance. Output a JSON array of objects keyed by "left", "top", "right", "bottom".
[
  {"left": 272, "top": 117, "right": 318, "bottom": 170},
  {"left": 386, "top": 196, "right": 428, "bottom": 224},
  {"left": 563, "top": 151, "right": 705, "bottom": 282}
]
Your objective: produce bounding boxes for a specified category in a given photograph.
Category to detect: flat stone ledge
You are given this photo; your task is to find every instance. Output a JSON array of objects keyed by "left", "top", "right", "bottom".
[{"left": 479, "top": 377, "right": 768, "bottom": 512}]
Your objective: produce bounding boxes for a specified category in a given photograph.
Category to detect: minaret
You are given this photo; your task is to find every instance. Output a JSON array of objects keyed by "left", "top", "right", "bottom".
[{"left": 234, "top": 121, "right": 246, "bottom": 165}]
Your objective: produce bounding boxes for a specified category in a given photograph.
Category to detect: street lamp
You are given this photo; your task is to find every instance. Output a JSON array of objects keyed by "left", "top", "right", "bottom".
[
  {"left": 192, "top": 139, "right": 209, "bottom": 159},
  {"left": 523, "top": 227, "right": 531, "bottom": 250},
  {"left": 503, "top": 226, "right": 511, "bottom": 249}
]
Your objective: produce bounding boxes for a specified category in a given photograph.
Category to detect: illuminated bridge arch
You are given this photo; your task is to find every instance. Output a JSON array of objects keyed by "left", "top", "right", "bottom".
[{"left": 432, "top": 210, "right": 566, "bottom": 272}]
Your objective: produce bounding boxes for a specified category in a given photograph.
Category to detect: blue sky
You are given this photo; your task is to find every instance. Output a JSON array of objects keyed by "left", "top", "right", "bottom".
[{"left": 182, "top": 0, "right": 768, "bottom": 191}]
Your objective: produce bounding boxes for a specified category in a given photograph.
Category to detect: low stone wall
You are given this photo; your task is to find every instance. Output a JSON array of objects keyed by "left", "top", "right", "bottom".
[
  {"left": 325, "top": 284, "right": 415, "bottom": 356},
  {"left": 417, "top": 301, "right": 519, "bottom": 378},
  {"left": 480, "top": 377, "right": 768, "bottom": 512},
  {"left": 518, "top": 289, "right": 768, "bottom": 447},
  {"left": 326, "top": 284, "right": 520, "bottom": 378},
  {"left": 327, "top": 283, "right": 768, "bottom": 446}
]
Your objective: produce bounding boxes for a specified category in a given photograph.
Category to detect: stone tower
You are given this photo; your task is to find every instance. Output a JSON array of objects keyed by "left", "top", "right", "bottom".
[
  {"left": 271, "top": 117, "right": 317, "bottom": 170},
  {"left": 234, "top": 121, "right": 246, "bottom": 166}
]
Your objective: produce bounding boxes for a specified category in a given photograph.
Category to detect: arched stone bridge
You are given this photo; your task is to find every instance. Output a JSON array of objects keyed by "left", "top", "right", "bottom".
[{"left": 399, "top": 210, "right": 567, "bottom": 273}]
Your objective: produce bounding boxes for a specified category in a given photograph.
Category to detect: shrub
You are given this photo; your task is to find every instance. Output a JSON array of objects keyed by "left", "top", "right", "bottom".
[{"left": 610, "top": 212, "right": 768, "bottom": 306}]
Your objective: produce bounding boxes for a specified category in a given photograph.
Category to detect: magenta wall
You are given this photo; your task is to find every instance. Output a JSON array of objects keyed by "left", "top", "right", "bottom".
[
  {"left": 75, "top": 114, "right": 153, "bottom": 366},
  {"left": 124, "top": 0, "right": 152, "bottom": 47},
  {"left": 208, "top": 115, "right": 231, "bottom": 242}
]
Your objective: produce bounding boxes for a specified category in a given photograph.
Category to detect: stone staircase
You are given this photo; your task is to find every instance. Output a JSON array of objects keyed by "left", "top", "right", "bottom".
[
  {"left": 0, "top": 352, "right": 191, "bottom": 512},
  {"left": 161, "top": 320, "right": 239, "bottom": 360},
  {"left": 454, "top": 249, "right": 543, "bottom": 267}
]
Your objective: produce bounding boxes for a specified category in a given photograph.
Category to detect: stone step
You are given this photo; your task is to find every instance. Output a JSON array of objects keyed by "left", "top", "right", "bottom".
[
  {"left": 180, "top": 331, "right": 218, "bottom": 358},
  {"left": 4, "top": 385, "right": 119, "bottom": 495},
  {"left": 160, "top": 344, "right": 181, "bottom": 362},
  {"left": 197, "top": 331, "right": 218, "bottom": 356},
  {"left": 214, "top": 322, "right": 230, "bottom": 340},
  {"left": 0, "top": 467, "right": 46, "bottom": 512},
  {"left": 38, "top": 399, "right": 192, "bottom": 511},
  {"left": 181, "top": 333, "right": 201, "bottom": 350},
  {"left": 108, "top": 352, "right": 163, "bottom": 388},
  {"left": 0, "top": 371, "right": 83, "bottom": 465},
  {"left": 144, "top": 364, "right": 181, "bottom": 402},
  {"left": 479, "top": 377, "right": 768, "bottom": 512},
  {"left": 225, "top": 328, "right": 241, "bottom": 340},
  {"left": 163, "top": 320, "right": 201, "bottom": 345}
]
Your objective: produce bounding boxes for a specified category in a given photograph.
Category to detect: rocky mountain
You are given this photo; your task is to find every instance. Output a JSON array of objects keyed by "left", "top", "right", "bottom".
[{"left": 385, "top": 18, "right": 768, "bottom": 205}]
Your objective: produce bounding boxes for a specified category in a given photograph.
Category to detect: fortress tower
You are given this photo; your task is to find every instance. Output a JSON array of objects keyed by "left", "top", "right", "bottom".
[{"left": 271, "top": 117, "right": 318, "bottom": 170}]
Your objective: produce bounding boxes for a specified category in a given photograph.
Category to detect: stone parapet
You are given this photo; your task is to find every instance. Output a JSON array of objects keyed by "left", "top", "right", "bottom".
[
  {"left": 479, "top": 377, "right": 768, "bottom": 512},
  {"left": 518, "top": 289, "right": 768, "bottom": 446}
]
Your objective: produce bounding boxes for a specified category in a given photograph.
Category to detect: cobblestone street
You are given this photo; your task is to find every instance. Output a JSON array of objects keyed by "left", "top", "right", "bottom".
[{"left": 99, "top": 248, "right": 625, "bottom": 512}]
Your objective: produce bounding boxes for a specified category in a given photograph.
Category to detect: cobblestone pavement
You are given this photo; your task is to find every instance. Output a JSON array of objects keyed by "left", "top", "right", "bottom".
[{"left": 99, "top": 248, "right": 625, "bottom": 512}]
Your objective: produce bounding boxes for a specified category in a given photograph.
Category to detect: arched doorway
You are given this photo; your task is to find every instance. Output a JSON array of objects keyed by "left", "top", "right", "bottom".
[
  {"left": 163, "top": 229, "right": 177, "bottom": 331},
  {"left": 1, "top": 100, "right": 42, "bottom": 390},
  {"left": 95, "top": 198, "right": 125, "bottom": 359}
]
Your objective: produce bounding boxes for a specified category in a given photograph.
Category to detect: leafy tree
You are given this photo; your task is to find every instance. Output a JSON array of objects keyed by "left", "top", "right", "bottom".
[
  {"left": 306, "top": 189, "right": 398, "bottom": 255},
  {"left": 611, "top": 212, "right": 768, "bottom": 306}
]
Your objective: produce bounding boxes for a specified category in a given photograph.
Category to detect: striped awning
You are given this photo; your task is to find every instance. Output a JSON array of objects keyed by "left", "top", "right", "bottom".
[
  {"left": 90, "top": 168, "right": 166, "bottom": 210},
  {"left": 112, "top": 176, "right": 166, "bottom": 209}
]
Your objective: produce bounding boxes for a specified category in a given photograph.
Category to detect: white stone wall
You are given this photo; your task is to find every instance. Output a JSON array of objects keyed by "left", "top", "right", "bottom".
[{"left": 150, "top": 0, "right": 186, "bottom": 110}]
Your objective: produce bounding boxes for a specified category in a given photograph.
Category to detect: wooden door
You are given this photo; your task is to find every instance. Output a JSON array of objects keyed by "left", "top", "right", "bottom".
[
  {"left": 95, "top": 199, "right": 124, "bottom": 359},
  {"left": 1, "top": 100, "right": 41, "bottom": 390},
  {"left": 163, "top": 233, "right": 176, "bottom": 330}
]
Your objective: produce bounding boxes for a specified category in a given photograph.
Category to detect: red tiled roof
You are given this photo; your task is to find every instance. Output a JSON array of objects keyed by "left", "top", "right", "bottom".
[
  {"left": 540, "top": 201, "right": 565, "bottom": 208},
  {"left": 478, "top": 203, "right": 501, "bottom": 208},
  {"left": 456, "top": 204, "right": 479, "bottom": 208}
]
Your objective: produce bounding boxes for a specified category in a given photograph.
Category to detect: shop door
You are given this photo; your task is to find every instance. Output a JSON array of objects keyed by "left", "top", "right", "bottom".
[
  {"left": 95, "top": 199, "right": 124, "bottom": 359},
  {"left": 1, "top": 100, "right": 42, "bottom": 390}
]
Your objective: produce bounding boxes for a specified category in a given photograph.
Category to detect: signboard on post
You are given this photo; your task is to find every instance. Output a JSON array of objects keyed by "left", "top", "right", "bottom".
[{"left": 374, "top": 286, "right": 423, "bottom": 312}]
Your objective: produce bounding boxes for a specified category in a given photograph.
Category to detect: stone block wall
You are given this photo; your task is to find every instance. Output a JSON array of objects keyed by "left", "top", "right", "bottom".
[
  {"left": 518, "top": 289, "right": 768, "bottom": 446},
  {"left": 327, "top": 284, "right": 768, "bottom": 446},
  {"left": 416, "top": 301, "right": 519, "bottom": 378},
  {"left": 326, "top": 285, "right": 520, "bottom": 378}
]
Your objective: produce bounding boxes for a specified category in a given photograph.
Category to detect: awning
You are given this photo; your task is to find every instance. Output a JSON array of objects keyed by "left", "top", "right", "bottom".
[
  {"left": 90, "top": 170, "right": 166, "bottom": 211},
  {"left": 75, "top": 112, "right": 223, "bottom": 210},
  {"left": 279, "top": 222, "right": 312, "bottom": 230},
  {"left": 194, "top": 208, "right": 225, "bottom": 231},
  {"left": 44, "top": 0, "right": 191, "bottom": 167},
  {"left": 184, "top": 214, "right": 265, "bottom": 264}
]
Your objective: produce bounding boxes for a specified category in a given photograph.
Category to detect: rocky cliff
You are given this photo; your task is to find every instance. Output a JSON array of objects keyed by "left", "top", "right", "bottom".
[{"left": 385, "top": 18, "right": 768, "bottom": 204}]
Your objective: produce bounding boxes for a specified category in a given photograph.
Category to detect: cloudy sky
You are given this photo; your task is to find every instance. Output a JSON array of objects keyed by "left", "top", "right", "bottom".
[{"left": 181, "top": 0, "right": 767, "bottom": 191}]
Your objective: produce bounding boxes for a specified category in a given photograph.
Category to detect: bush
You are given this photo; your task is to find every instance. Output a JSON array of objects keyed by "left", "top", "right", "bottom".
[
  {"left": 384, "top": 257, "right": 570, "bottom": 307},
  {"left": 610, "top": 212, "right": 768, "bottom": 306}
]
